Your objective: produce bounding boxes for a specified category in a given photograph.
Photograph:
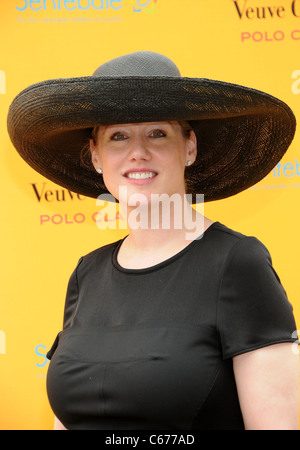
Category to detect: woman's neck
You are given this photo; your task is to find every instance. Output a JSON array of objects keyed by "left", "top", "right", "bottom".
[{"left": 117, "top": 199, "right": 214, "bottom": 269}]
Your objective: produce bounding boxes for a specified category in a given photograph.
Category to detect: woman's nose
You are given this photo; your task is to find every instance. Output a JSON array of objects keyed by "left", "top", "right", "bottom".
[{"left": 127, "top": 136, "right": 151, "bottom": 161}]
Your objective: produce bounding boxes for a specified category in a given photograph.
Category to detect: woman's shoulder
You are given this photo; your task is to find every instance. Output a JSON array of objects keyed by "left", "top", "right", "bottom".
[
  {"left": 208, "top": 221, "right": 250, "bottom": 240},
  {"left": 78, "top": 237, "right": 126, "bottom": 266},
  {"left": 200, "top": 221, "right": 270, "bottom": 262},
  {"left": 207, "top": 221, "right": 265, "bottom": 245}
]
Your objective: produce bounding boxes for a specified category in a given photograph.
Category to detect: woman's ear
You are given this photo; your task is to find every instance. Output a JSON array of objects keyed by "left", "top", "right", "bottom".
[
  {"left": 186, "top": 130, "right": 197, "bottom": 164},
  {"left": 90, "top": 139, "right": 100, "bottom": 170}
]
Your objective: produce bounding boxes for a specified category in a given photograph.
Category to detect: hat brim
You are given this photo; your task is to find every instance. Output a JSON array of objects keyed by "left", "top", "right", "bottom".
[{"left": 7, "top": 76, "right": 296, "bottom": 201}]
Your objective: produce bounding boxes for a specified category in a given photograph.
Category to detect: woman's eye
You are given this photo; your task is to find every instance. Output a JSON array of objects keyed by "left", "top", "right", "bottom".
[
  {"left": 150, "top": 129, "right": 166, "bottom": 138},
  {"left": 111, "top": 132, "right": 127, "bottom": 141}
]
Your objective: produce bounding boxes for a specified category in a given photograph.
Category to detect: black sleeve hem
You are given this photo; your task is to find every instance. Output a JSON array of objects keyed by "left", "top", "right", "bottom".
[{"left": 223, "top": 338, "right": 296, "bottom": 360}]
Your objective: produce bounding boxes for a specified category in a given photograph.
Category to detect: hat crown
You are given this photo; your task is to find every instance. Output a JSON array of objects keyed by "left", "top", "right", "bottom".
[{"left": 93, "top": 51, "right": 181, "bottom": 78}]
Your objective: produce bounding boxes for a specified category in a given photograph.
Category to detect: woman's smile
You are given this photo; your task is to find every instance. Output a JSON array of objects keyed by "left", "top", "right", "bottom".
[{"left": 123, "top": 168, "right": 158, "bottom": 184}]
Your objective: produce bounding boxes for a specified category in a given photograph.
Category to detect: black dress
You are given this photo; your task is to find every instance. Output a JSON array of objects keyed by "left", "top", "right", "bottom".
[{"left": 46, "top": 222, "right": 296, "bottom": 430}]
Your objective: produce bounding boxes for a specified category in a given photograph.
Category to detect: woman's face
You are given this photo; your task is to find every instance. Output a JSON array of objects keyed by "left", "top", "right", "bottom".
[{"left": 90, "top": 121, "right": 197, "bottom": 204}]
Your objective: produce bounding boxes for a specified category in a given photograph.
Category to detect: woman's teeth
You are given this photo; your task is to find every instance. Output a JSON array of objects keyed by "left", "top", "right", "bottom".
[{"left": 126, "top": 172, "right": 157, "bottom": 179}]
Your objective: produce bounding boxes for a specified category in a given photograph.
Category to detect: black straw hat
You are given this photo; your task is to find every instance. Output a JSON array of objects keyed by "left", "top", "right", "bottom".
[{"left": 7, "top": 51, "right": 296, "bottom": 202}]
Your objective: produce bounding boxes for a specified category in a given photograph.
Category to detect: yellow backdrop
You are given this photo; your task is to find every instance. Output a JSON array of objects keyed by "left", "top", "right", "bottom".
[{"left": 1, "top": 0, "right": 299, "bottom": 430}]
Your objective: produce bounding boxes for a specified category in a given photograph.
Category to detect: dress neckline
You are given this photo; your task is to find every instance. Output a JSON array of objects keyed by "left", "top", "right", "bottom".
[{"left": 112, "top": 221, "right": 220, "bottom": 274}]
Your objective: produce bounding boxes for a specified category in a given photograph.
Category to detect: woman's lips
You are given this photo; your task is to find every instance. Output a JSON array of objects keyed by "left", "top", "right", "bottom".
[{"left": 123, "top": 170, "right": 158, "bottom": 185}]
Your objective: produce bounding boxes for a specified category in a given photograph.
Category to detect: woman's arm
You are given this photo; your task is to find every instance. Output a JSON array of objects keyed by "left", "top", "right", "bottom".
[
  {"left": 53, "top": 416, "right": 68, "bottom": 430},
  {"left": 233, "top": 342, "right": 299, "bottom": 430}
]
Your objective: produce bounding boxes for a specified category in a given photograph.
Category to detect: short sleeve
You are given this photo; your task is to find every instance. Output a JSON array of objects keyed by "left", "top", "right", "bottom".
[
  {"left": 46, "top": 257, "right": 83, "bottom": 360},
  {"left": 217, "top": 237, "right": 296, "bottom": 359},
  {"left": 62, "top": 257, "right": 83, "bottom": 329}
]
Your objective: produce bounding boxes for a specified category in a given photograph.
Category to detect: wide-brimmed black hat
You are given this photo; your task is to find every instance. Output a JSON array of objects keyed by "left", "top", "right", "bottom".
[{"left": 7, "top": 51, "right": 296, "bottom": 202}]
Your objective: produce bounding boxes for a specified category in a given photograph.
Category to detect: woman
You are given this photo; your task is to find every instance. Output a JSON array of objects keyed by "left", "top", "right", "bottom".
[{"left": 7, "top": 51, "right": 299, "bottom": 430}]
